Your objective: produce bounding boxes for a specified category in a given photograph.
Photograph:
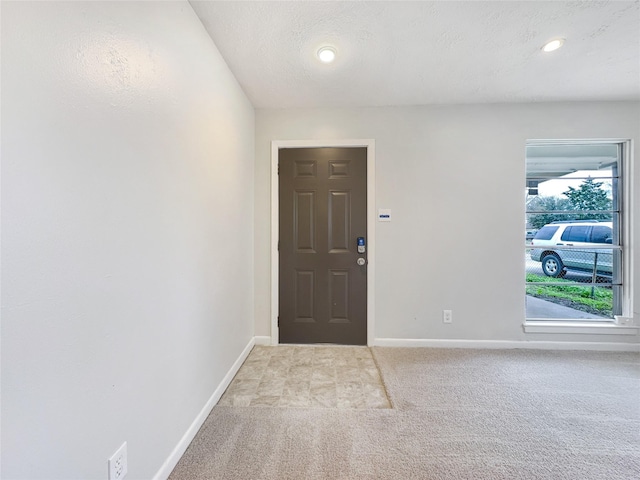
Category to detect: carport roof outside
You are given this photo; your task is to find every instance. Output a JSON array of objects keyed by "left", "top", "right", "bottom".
[{"left": 526, "top": 143, "right": 618, "bottom": 181}]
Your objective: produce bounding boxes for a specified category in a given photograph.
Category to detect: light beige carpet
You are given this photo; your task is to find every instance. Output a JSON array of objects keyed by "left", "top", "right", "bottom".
[{"left": 169, "top": 348, "right": 640, "bottom": 480}]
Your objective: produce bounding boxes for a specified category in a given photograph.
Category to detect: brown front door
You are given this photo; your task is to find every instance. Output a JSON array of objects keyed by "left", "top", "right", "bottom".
[{"left": 279, "top": 147, "right": 367, "bottom": 345}]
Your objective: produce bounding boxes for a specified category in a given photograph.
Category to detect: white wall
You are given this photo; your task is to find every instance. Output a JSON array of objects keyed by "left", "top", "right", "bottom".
[
  {"left": 1, "top": 2, "right": 254, "bottom": 479},
  {"left": 255, "top": 102, "right": 640, "bottom": 345}
]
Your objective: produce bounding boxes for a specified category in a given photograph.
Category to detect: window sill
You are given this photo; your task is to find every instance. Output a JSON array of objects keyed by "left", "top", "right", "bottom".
[{"left": 523, "top": 321, "right": 639, "bottom": 335}]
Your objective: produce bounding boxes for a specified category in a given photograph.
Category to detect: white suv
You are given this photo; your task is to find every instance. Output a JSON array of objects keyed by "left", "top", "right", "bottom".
[{"left": 530, "top": 221, "right": 613, "bottom": 277}]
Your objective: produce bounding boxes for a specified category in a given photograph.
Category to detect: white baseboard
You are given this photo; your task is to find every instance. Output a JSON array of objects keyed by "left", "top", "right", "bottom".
[
  {"left": 152, "top": 337, "right": 255, "bottom": 480},
  {"left": 254, "top": 335, "right": 272, "bottom": 345},
  {"left": 373, "top": 337, "right": 640, "bottom": 352}
]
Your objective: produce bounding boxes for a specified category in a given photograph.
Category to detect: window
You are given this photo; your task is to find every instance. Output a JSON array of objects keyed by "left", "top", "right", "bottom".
[
  {"left": 525, "top": 142, "right": 629, "bottom": 322},
  {"left": 534, "top": 225, "right": 558, "bottom": 240},
  {"left": 561, "top": 226, "right": 590, "bottom": 242},
  {"left": 591, "top": 225, "right": 612, "bottom": 244}
]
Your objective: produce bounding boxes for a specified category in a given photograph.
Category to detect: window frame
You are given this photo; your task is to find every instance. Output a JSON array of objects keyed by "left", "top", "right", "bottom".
[{"left": 524, "top": 139, "right": 635, "bottom": 332}]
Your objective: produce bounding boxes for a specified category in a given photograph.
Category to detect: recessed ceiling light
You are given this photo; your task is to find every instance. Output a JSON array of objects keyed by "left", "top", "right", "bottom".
[
  {"left": 542, "top": 38, "right": 565, "bottom": 53},
  {"left": 317, "top": 46, "right": 336, "bottom": 63}
]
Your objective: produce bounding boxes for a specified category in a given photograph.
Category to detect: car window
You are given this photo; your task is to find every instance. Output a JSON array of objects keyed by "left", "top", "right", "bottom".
[
  {"left": 560, "top": 225, "right": 590, "bottom": 242},
  {"left": 591, "top": 225, "right": 612, "bottom": 243},
  {"left": 533, "top": 225, "right": 558, "bottom": 240}
]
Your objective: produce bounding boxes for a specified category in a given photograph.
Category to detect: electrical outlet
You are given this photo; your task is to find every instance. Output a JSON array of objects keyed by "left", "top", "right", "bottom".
[
  {"left": 108, "top": 442, "right": 128, "bottom": 480},
  {"left": 443, "top": 310, "right": 452, "bottom": 324}
]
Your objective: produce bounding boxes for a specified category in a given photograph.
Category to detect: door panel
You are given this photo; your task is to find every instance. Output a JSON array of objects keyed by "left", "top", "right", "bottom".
[
  {"left": 328, "top": 191, "right": 350, "bottom": 252},
  {"left": 329, "top": 270, "right": 349, "bottom": 323},
  {"left": 279, "top": 147, "right": 367, "bottom": 345},
  {"left": 294, "top": 191, "right": 316, "bottom": 252},
  {"left": 295, "top": 270, "right": 315, "bottom": 322}
]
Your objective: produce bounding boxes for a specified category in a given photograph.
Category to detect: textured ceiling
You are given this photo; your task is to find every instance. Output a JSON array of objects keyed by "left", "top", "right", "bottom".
[{"left": 190, "top": 1, "right": 640, "bottom": 108}]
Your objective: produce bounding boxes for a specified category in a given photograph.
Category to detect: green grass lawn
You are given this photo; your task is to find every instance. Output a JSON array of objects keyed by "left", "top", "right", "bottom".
[{"left": 525, "top": 273, "right": 613, "bottom": 317}]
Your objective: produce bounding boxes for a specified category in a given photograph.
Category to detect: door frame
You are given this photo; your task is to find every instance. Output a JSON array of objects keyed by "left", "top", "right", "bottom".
[{"left": 270, "top": 139, "right": 376, "bottom": 346}]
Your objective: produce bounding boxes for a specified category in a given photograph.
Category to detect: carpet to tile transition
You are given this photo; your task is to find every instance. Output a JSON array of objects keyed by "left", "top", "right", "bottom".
[{"left": 169, "top": 347, "right": 640, "bottom": 480}]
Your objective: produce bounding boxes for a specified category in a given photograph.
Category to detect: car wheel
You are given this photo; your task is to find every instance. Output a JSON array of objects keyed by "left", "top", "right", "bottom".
[{"left": 541, "top": 253, "right": 565, "bottom": 278}]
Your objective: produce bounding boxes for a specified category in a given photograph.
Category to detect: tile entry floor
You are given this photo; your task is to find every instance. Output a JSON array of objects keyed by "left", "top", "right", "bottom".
[{"left": 218, "top": 345, "right": 391, "bottom": 409}]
